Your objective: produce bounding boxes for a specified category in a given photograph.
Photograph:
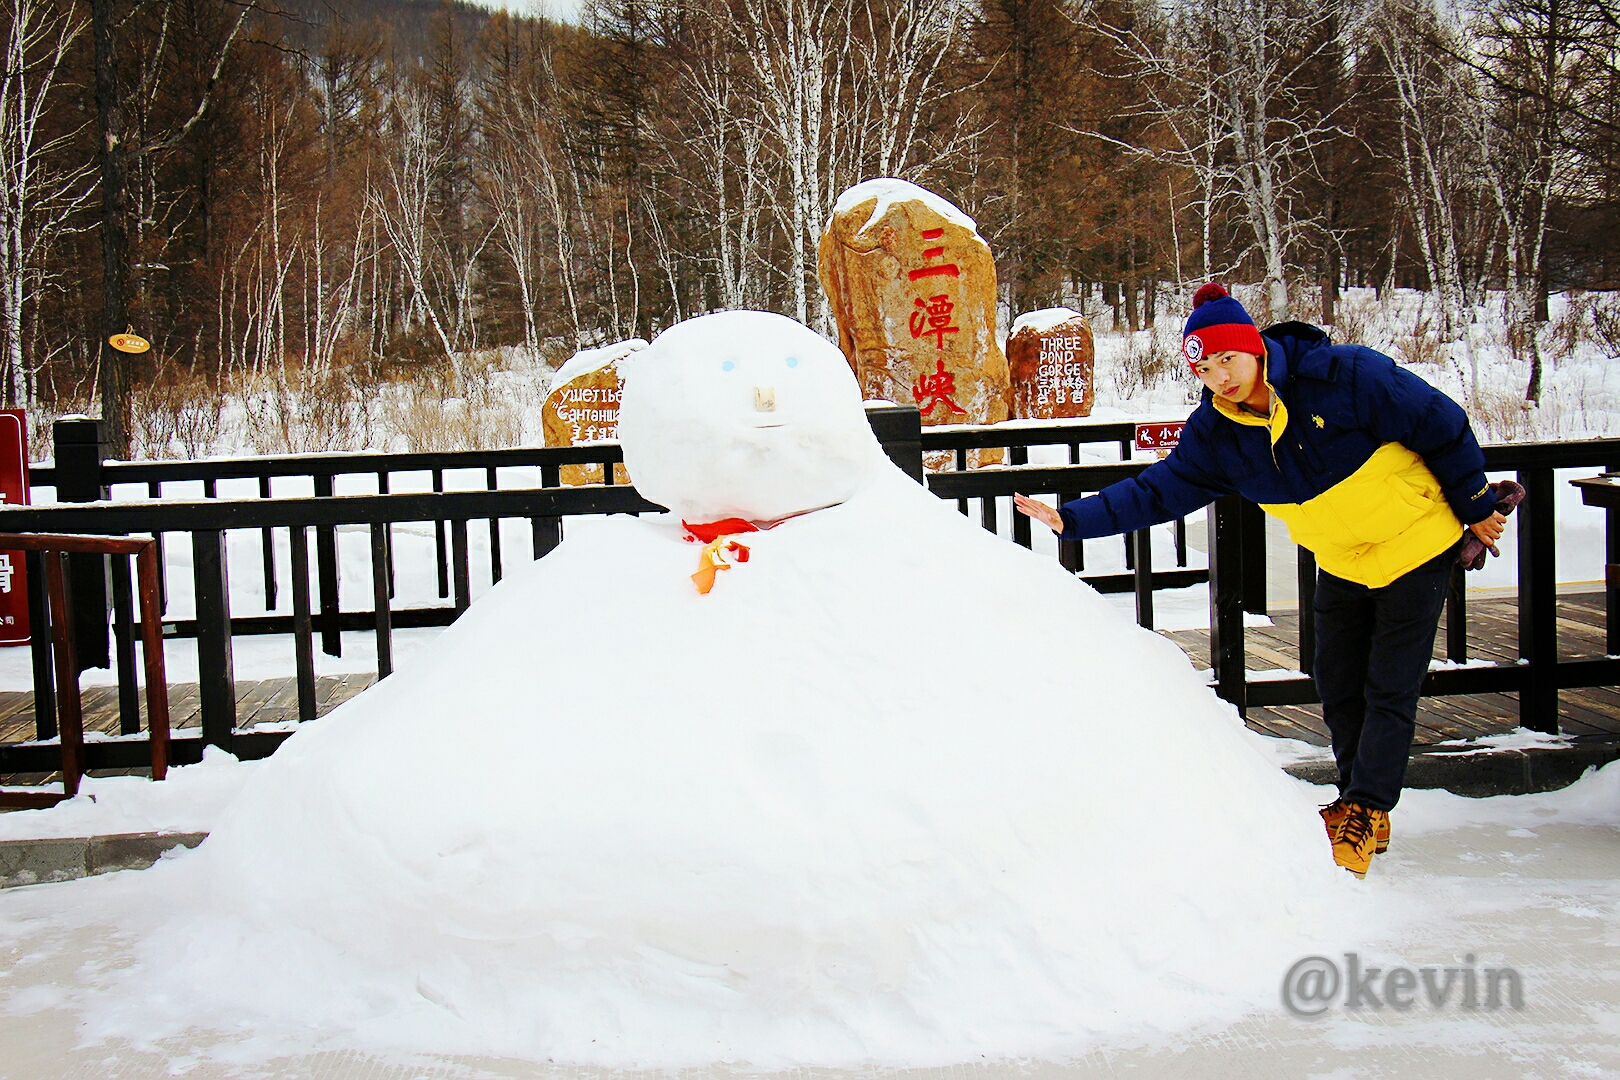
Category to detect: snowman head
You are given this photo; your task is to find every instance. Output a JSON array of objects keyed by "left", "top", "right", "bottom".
[{"left": 619, "top": 311, "right": 878, "bottom": 523}]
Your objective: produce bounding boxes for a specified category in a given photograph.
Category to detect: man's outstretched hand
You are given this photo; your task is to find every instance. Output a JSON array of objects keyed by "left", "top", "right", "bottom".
[{"left": 1013, "top": 493, "right": 1063, "bottom": 535}]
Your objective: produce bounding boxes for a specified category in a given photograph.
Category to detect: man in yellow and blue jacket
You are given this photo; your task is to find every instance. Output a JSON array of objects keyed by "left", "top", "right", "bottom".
[{"left": 1016, "top": 283, "right": 1508, "bottom": 877}]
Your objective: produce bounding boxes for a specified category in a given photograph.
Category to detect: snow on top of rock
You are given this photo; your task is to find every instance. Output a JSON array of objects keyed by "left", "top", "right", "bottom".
[
  {"left": 1011, "top": 308, "right": 1087, "bottom": 335},
  {"left": 549, "top": 338, "right": 648, "bottom": 392},
  {"left": 831, "top": 178, "right": 979, "bottom": 237}
]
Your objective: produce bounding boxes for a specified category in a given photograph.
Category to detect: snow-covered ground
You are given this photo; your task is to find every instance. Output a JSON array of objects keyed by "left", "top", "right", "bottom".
[{"left": 1, "top": 750, "right": 1616, "bottom": 1075}]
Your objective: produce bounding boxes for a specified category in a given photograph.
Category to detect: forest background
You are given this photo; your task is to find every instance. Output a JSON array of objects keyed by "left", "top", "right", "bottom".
[{"left": 1, "top": 0, "right": 1616, "bottom": 459}]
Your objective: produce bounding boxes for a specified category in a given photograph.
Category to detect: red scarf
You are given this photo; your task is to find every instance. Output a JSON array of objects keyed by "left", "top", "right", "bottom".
[{"left": 682, "top": 518, "right": 760, "bottom": 594}]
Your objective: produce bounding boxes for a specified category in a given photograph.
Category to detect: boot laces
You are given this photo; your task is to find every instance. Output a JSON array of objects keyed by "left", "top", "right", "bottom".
[{"left": 1338, "top": 804, "right": 1376, "bottom": 846}]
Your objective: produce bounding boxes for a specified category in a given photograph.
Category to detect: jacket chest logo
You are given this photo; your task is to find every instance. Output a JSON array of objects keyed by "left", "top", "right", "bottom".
[{"left": 1312, "top": 414, "right": 1325, "bottom": 428}]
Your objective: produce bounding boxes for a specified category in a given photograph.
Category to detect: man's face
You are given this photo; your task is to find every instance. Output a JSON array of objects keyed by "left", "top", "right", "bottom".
[{"left": 1193, "top": 350, "right": 1262, "bottom": 404}]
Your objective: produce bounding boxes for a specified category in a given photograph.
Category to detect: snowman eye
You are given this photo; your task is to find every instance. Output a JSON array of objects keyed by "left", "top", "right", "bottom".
[
  {"left": 721, "top": 360, "right": 735, "bottom": 372},
  {"left": 785, "top": 356, "right": 799, "bottom": 368}
]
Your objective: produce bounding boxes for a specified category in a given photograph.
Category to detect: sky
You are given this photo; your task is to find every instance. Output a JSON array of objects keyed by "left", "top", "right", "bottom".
[{"left": 468, "top": 0, "right": 585, "bottom": 23}]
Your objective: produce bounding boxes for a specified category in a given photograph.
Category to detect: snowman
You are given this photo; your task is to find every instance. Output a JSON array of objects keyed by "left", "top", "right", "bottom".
[
  {"left": 87, "top": 311, "right": 1380, "bottom": 1069},
  {"left": 618, "top": 311, "right": 879, "bottom": 592}
]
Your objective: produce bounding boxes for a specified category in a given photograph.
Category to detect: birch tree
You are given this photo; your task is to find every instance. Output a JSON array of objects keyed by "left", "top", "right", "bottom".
[
  {"left": 372, "top": 84, "right": 459, "bottom": 370},
  {"left": 733, "top": 0, "right": 860, "bottom": 328},
  {"left": 1109, "top": 0, "right": 1345, "bottom": 319},
  {"left": 1364, "top": 0, "right": 1484, "bottom": 389},
  {"left": 1471, "top": 0, "right": 1581, "bottom": 403},
  {"left": 0, "top": 0, "right": 91, "bottom": 407}
]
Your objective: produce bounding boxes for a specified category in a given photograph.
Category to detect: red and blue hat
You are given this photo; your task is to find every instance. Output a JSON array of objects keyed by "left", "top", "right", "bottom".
[{"left": 1182, "top": 283, "right": 1265, "bottom": 368}]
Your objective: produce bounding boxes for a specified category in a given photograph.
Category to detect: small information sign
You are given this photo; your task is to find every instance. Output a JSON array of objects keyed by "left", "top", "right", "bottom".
[
  {"left": 0, "top": 410, "right": 29, "bottom": 645},
  {"left": 1134, "top": 421, "right": 1185, "bottom": 453}
]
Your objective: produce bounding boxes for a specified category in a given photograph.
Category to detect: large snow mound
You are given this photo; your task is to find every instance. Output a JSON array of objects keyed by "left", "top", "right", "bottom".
[
  {"left": 61, "top": 310, "right": 1382, "bottom": 1068},
  {"left": 70, "top": 464, "right": 1374, "bottom": 1067}
]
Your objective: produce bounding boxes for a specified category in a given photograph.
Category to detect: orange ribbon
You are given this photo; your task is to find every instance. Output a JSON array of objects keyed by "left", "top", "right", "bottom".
[{"left": 683, "top": 519, "right": 760, "bottom": 594}]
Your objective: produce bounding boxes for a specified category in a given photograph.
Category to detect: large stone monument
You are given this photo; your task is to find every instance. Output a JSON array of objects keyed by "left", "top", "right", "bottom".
[
  {"left": 541, "top": 338, "right": 646, "bottom": 485},
  {"left": 1006, "top": 308, "right": 1096, "bottom": 419},
  {"left": 818, "top": 179, "right": 1010, "bottom": 460}
]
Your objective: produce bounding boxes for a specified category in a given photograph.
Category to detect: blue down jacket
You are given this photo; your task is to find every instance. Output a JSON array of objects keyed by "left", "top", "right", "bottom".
[{"left": 1057, "top": 322, "right": 1497, "bottom": 588}]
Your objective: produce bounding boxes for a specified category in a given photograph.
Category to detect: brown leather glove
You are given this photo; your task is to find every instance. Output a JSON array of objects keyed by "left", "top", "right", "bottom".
[{"left": 1458, "top": 480, "right": 1525, "bottom": 571}]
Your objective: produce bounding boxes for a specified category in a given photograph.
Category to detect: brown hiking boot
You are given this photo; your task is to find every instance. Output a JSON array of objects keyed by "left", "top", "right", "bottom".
[
  {"left": 1320, "top": 798, "right": 1390, "bottom": 853},
  {"left": 1332, "top": 801, "right": 1389, "bottom": 878}
]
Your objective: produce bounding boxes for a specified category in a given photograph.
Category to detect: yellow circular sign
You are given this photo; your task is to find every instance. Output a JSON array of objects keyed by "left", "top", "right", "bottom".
[{"left": 108, "top": 332, "right": 150, "bottom": 354}]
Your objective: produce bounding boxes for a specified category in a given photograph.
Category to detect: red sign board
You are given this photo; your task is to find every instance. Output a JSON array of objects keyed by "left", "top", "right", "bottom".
[
  {"left": 1134, "top": 422, "right": 1185, "bottom": 452},
  {"left": 0, "top": 411, "right": 29, "bottom": 645}
]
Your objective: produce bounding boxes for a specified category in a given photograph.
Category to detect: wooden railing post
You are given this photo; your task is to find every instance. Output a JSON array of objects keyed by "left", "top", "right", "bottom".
[
  {"left": 1296, "top": 546, "right": 1317, "bottom": 675},
  {"left": 289, "top": 525, "right": 317, "bottom": 723},
  {"left": 1209, "top": 495, "right": 1247, "bottom": 713},
  {"left": 370, "top": 522, "right": 393, "bottom": 679},
  {"left": 533, "top": 463, "right": 562, "bottom": 560},
  {"left": 52, "top": 416, "right": 110, "bottom": 670},
  {"left": 1011, "top": 445, "right": 1032, "bottom": 549},
  {"left": 486, "top": 466, "right": 503, "bottom": 584},
  {"left": 432, "top": 467, "right": 449, "bottom": 599},
  {"left": 133, "top": 542, "right": 170, "bottom": 779},
  {"left": 109, "top": 551, "right": 139, "bottom": 734},
  {"left": 1517, "top": 467, "right": 1558, "bottom": 733},
  {"left": 1446, "top": 562, "right": 1468, "bottom": 663},
  {"left": 1608, "top": 463, "right": 1620, "bottom": 657},
  {"left": 25, "top": 548, "right": 54, "bottom": 740},
  {"left": 313, "top": 472, "right": 341, "bottom": 657},
  {"left": 42, "top": 550, "right": 83, "bottom": 796},
  {"left": 1132, "top": 527, "right": 1154, "bottom": 630},
  {"left": 1241, "top": 499, "right": 1268, "bottom": 616},
  {"left": 259, "top": 475, "right": 277, "bottom": 609},
  {"left": 191, "top": 528, "right": 236, "bottom": 750},
  {"left": 451, "top": 518, "right": 471, "bottom": 614}
]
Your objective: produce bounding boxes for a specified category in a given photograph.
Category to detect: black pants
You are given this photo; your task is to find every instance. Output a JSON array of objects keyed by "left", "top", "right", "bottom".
[{"left": 1312, "top": 542, "right": 1458, "bottom": 812}]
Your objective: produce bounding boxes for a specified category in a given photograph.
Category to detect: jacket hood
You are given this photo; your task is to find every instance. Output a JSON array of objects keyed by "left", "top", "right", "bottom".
[{"left": 1260, "top": 321, "right": 1331, "bottom": 386}]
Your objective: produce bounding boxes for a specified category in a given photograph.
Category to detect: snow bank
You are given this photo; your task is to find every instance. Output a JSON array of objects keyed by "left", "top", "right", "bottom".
[
  {"left": 1392, "top": 758, "right": 1620, "bottom": 835},
  {"left": 830, "top": 178, "right": 979, "bottom": 237},
  {"left": 0, "top": 747, "right": 256, "bottom": 841}
]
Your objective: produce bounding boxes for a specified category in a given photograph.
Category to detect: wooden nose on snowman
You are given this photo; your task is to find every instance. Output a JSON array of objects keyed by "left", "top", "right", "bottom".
[{"left": 754, "top": 386, "right": 776, "bottom": 412}]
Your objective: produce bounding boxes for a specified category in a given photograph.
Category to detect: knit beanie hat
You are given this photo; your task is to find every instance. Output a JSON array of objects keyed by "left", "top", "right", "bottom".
[{"left": 1182, "top": 283, "right": 1266, "bottom": 368}]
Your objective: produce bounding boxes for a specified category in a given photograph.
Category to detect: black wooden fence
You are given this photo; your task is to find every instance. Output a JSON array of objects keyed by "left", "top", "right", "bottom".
[{"left": 1, "top": 408, "right": 1616, "bottom": 778}]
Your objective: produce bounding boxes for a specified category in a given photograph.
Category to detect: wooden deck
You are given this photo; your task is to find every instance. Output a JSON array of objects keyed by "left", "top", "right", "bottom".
[
  {"left": 1162, "top": 588, "right": 1620, "bottom": 747},
  {"left": 0, "top": 673, "right": 376, "bottom": 763},
  {"left": 3, "top": 591, "right": 1619, "bottom": 788}
]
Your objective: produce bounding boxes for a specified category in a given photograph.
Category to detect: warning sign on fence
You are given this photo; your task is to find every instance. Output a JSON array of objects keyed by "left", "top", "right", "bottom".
[{"left": 1133, "top": 422, "right": 1185, "bottom": 453}]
